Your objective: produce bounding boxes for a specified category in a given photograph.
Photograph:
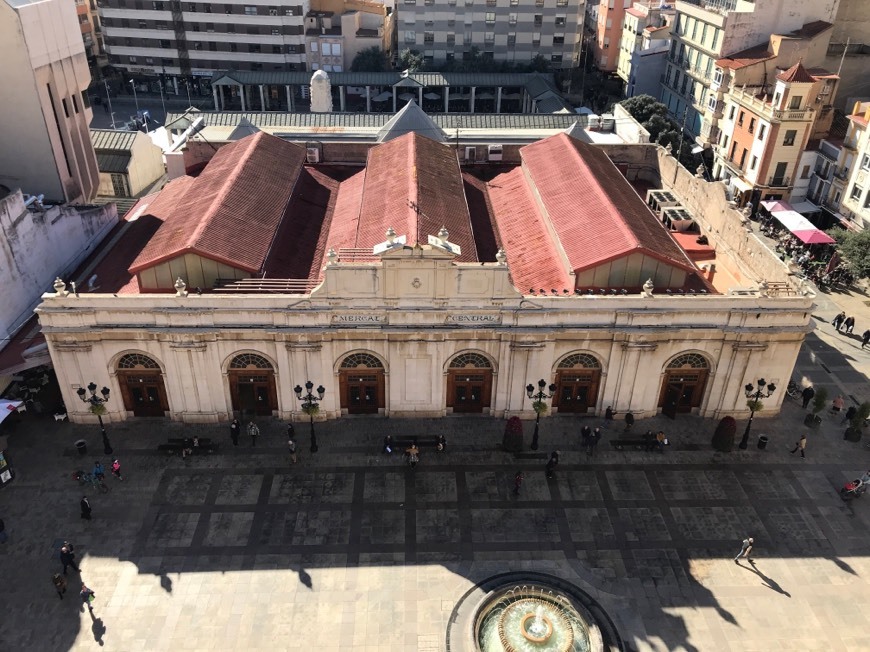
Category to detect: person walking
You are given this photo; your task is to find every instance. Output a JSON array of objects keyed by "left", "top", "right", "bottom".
[
  {"left": 581, "top": 425, "right": 592, "bottom": 449},
  {"left": 801, "top": 385, "right": 815, "bottom": 409},
  {"left": 844, "top": 316, "right": 856, "bottom": 334},
  {"left": 790, "top": 433, "right": 808, "bottom": 459},
  {"left": 93, "top": 461, "right": 105, "bottom": 481},
  {"left": 436, "top": 435, "right": 447, "bottom": 453},
  {"left": 545, "top": 451, "right": 560, "bottom": 479},
  {"left": 831, "top": 395, "right": 845, "bottom": 416},
  {"left": 287, "top": 436, "right": 298, "bottom": 464},
  {"left": 405, "top": 442, "right": 420, "bottom": 469},
  {"left": 656, "top": 430, "right": 667, "bottom": 453},
  {"left": 832, "top": 311, "right": 846, "bottom": 331},
  {"left": 60, "top": 545, "right": 80, "bottom": 575},
  {"left": 80, "top": 583, "right": 96, "bottom": 613},
  {"left": 52, "top": 573, "right": 67, "bottom": 599},
  {"left": 80, "top": 496, "right": 92, "bottom": 520},
  {"left": 862, "top": 329, "right": 870, "bottom": 349},
  {"left": 513, "top": 471, "right": 525, "bottom": 495},
  {"left": 842, "top": 405, "right": 858, "bottom": 425},
  {"left": 230, "top": 418, "right": 241, "bottom": 446},
  {"left": 733, "top": 537, "right": 754, "bottom": 563},
  {"left": 247, "top": 421, "right": 260, "bottom": 447},
  {"left": 383, "top": 435, "right": 393, "bottom": 455},
  {"left": 111, "top": 459, "right": 123, "bottom": 481}
]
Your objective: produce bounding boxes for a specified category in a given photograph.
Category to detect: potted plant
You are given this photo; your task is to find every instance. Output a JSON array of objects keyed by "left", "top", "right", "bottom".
[
  {"left": 844, "top": 401, "right": 870, "bottom": 442},
  {"left": 804, "top": 387, "right": 828, "bottom": 428},
  {"left": 711, "top": 416, "right": 737, "bottom": 452},
  {"left": 532, "top": 400, "right": 549, "bottom": 415},
  {"left": 89, "top": 402, "right": 107, "bottom": 417},
  {"left": 503, "top": 416, "right": 524, "bottom": 452},
  {"left": 301, "top": 403, "right": 320, "bottom": 417}
]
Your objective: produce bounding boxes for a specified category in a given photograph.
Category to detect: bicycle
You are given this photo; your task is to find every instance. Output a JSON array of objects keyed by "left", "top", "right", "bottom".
[{"left": 72, "top": 470, "right": 109, "bottom": 494}]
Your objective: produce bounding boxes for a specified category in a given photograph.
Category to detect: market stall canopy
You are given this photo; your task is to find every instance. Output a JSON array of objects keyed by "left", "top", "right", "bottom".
[
  {"left": 792, "top": 229, "right": 836, "bottom": 245},
  {"left": 398, "top": 92, "right": 416, "bottom": 101},
  {"left": 0, "top": 399, "right": 23, "bottom": 425},
  {"left": 372, "top": 91, "right": 392, "bottom": 102},
  {"left": 423, "top": 92, "right": 441, "bottom": 100},
  {"left": 770, "top": 209, "right": 835, "bottom": 244}
]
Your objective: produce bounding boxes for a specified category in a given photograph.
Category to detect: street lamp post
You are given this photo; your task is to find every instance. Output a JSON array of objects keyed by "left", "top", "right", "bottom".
[
  {"left": 526, "top": 378, "right": 557, "bottom": 451},
  {"left": 76, "top": 382, "right": 113, "bottom": 454},
  {"left": 738, "top": 378, "right": 776, "bottom": 450},
  {"left": 103, "top": 79, "right": 116, "bottom": 129},
  {"left": 129, "top": 79, "right": 140, "bottom": 118},
  {"left": 294, "top": 381, "right": 325, "bottom": 453}
]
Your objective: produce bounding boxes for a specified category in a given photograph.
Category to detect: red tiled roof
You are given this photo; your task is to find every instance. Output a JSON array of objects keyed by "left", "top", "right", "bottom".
[
  {"left": 787, "top": 20, "right": 832, "bottom": 39},
  {"left": 485, "top": 168, "right": 570, "bottom": 292},
  {"left": 326, "top": 133, "right": 479, "bottom": 261},
  {"left": 716, "top": 44, "right": 775, "bottom": 70},
  {"left": 625, "top": 7, "right": 645, "bottom": 18},
  {"left": 517, "top": 133, "right": 697, "bottom": 275},
  {"left": 776, "top": 61, "right": 816, "bottom": 84},
  {"left": 129, "top": 132, "right": 306, "bottom": 274}
]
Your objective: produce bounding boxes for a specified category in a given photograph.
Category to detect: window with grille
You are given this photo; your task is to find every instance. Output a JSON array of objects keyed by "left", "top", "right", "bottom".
[
  {"left": 230, "top": 353, "right": 274, "bottom": 370},
  {"left": 667, "top": 353, "right": 708, "bottom": 369},
  {"left": 118, "top": 353, "right": 160, "bottom": 369},
  {"left": 340, "top": 353, "right": 384, "bottom": 369},
  {"left": 558, "top": 353, "right": 600, "bottom": 369},
  {"left": 449, "top": 352, "right": 492, "bottom": 368}
]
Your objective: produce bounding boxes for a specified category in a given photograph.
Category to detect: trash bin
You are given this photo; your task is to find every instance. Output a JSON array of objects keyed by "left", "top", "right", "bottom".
[
  {"left": 757, "top": 435, "right": 769, "bottom": 450},
  {"left": 75, "top": 439, "right": 87, "bottom": 456}
]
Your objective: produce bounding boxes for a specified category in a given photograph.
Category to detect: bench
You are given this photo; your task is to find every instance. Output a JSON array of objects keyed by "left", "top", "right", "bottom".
[
  {"left": 609, "top": 437, "right": 657, "bottom": 452},
  {"left": 157, "top": 441, "right": 219, "bottom": 455},
  {"left": 392, "top": 436, "right": 442, "bottom": 449},
  {"left": 167, "top": 438, "right": 213, "bottom": 445}
]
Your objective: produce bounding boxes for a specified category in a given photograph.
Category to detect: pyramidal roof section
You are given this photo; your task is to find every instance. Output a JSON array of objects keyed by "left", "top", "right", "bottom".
[
  {"left": 227, "top": 117, "right": 261, "bottom": 141},
  {"left": 563, "top": 121, "right": 593, "bottom": 143},
  {"left": 776, "top": 61, "right": 816, "bottom": 84},
  {"left": 375, "top": 100, "right": 448, "bottom": 143}
]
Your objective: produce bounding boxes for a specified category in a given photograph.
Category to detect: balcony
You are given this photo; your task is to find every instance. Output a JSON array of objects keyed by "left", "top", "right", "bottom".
[
  {"left": 834, "top": 166, "right": 850, "bottom": 180},
  {"left": 730, "top": 86, "right": 815, "bottom": 123},
  {"left": 768, "top": 176, "right": 791, "bottom": 188}
]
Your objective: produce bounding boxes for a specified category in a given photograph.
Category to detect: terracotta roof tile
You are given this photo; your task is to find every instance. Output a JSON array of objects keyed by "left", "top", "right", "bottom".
[
  {"left": 716, "top": 44, "right": 775, "bottom": 70},
  {"left": 325, "top": 169, "right": 367, "bottom": 254},
  {"left": 129, "top": 132, "right": 305, "bottom": 274},
  {"left": 485, "top": 168, "right": 570, "bottom": 292},
  {"left": 519, "top": 133, "right": 697, "bottom": 274},
  {"left": 776, "top": 61, "right": 816, "bottom": 84}
]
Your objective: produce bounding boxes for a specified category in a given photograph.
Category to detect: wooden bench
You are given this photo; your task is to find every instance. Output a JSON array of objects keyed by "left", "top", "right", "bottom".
[
  {"left": 392, "top": 436, "right": 442, "bottom": 449},
  {"left": 167, "top": 438, "right": 213, "bottom": 445},
  {"left": 609, "top": 437, "right": 657, "bottom": 452},
  {"left": 157, "top": 440, "right": 218, "bottom": 455}
]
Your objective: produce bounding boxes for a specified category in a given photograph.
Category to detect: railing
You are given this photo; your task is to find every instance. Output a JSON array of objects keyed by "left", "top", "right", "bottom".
[
  {"left": 834, "top": 166, "right": 850, "bottom": 180},
  {"left": 768, "top": 176, "right": 790, "bottom": 188},
  {"left": 730, "top": 86, "right": 815, "bottom": 123}
]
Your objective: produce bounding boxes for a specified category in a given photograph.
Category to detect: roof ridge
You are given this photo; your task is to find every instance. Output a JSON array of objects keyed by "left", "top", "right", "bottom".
[{"left": 409, "top": 133, "right": 420, "bottom": 245}]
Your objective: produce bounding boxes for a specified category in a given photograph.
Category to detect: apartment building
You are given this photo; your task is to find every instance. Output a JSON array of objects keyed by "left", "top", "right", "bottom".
[
  {"left": 713, "top": 61, "right": 839, "bottom": 205},
  {"left": 99, "top": 0, "right": 313, "bottom": 95},
  {"left": 839, "top": 102, "right": 870, "bottom": 227},
  {"left": 661, "top": 0, "right": 840, "bottom": 147},
  {"left": 0, "top": 0, "right": 99, "bottom": 203},
  {"left": 588, "top": 0, "right": 631, "bottom": 72},
  {"left": 305, "top": 0, "right": 393, "bottom": 72},
  {"left": 397, "top": 0, "right": 584, "bottom": 70},
  {"left": 616, "top": 1, "right": 673, "bottom": 98},
  {"left": 76, "top": 0, "right": 104, "bottom": 57}
]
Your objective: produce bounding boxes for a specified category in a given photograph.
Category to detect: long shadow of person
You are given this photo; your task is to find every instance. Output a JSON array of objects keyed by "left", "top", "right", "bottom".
[
  {"left": 160, "top": 572, "right": 173, "bottom": 593},
  {"left": 91, "top": 614, "right": 107, "bottom": 646},
  {"left": 741, "top": 559, "right": 791, "bottom": 597},
  {"left": 298, "top": 567, "right": 313, "bottom": 590}
]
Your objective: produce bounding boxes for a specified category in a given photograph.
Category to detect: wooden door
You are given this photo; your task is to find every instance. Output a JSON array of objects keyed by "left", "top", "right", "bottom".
[
  {"left": 554, "top": 371, "right": 599, "bottom": 413},
  {"left": 447, "top": 371, "right": 492, "bottom": 413},
  {"left": 658, "top": 371, "right": 708, "bottom": 417},
  {"left": 230, "top": 372, "right": 276, "bottom": 417},
  {"left": 339, "top": 370, "right": 385, "bottom": 414},
  {"left": 120, "top": 372, "right": 168, "bottom": 417}
]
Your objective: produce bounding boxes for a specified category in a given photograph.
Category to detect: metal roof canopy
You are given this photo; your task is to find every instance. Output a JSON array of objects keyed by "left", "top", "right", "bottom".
[{"left": 210, "top": 70, "right": 558, "bottom": 95}]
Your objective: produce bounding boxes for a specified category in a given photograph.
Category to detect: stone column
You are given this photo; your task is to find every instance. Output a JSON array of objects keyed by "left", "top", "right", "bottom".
[
  {"left": 496, "top": 86, "right": 502, "bottom": 113},
  {"left": 418, "top": 87, "right": 423, "bottom": 105},
  {"left": 286, "top": 85, "right": 292, "bottom": 111},
  {"left": 172, "top": 76, "right": 179, "bottom": 95},
  {"left": 213, "top": 86, "right": 221, "bottom": 111},
  {"left": 444, "top": 87, "right": 449, "bottom": 113},
  {"left": 259, "top": 85, "right": 266, "bottom": 111},
  {"left": 339, "top": 86, "right": 346, "bottom": 112},
  {"left": 365, "top": 85, "right": 371, "bottom": 112},
  {"left": 392, "top": 89, "right": 397, "bottom": 113},
  {"left": 470, "top": 86, "right": 476, "bottom": 113},
  {"left": 240, "top": 85, "right": 247, "bottom": 111}
]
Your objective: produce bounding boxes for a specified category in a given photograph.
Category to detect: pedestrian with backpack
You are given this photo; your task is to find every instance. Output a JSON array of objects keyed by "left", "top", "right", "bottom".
[{"left": 80, "top": 583, "right": 96, "bottom": 613}]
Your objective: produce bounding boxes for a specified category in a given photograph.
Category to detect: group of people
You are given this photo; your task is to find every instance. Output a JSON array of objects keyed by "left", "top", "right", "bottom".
[
  {"left": 830, "top": 312, "right": 870, "bottom": 347},
  {"left": 381, "top": 435, "right": 447, "bottom": 468},
  {"left": 52, "top": 540, "right": 98, "bottom": 616}
]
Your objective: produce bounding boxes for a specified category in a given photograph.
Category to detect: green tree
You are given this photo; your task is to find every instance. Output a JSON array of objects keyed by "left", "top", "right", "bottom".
[
  {"left": 525, "top": 54, "right": 551, "bottom": 73},
  {"left": 827, "top": 227, "right": 870, "bottom": 279},
  {"left": 397, "top": 48, "right": 424, "bottom": 72},
  {"left": 351, "top": 46, "right": 389, "bottom": 72},
  {"left": 619, "top": 94, "right": 669, "bottom": 125}
]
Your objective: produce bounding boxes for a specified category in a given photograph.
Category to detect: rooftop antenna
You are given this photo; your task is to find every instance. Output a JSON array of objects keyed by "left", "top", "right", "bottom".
[{"left": 837, "top": 37, "right": 850, "bottom": 77}]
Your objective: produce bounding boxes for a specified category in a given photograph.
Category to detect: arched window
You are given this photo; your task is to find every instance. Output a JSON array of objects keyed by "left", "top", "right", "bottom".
[
  {"left": 558, "top": 353, "right": 601, "bottom": 369},
  {"left": 229, "top": 353, "right": 274, "bottom": 370},
  {"left": 667, "top": 353, "right": 709, "bottom": 369},
  {"left": 117, "top": 353, "right": 160, "bottom": 370},
  {"left": 449, "top": 352, "right": 492, "bottom": 369},
  {"left": 340, "top": 352, "right": 384, "bottom": 369}
]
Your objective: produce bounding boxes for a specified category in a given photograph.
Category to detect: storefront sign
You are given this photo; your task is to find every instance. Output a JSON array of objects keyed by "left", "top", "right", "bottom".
[
  {"left": 446, "top": 314, "right": 502, "bottom": 325},
  {"left": 331, "top": 314, "right": 387, "bottom": 325}
]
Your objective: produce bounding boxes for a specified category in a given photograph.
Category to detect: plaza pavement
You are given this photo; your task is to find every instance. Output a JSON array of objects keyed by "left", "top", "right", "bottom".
[{"left": 2, "top": 288, "right": 870, "bottom": 652}]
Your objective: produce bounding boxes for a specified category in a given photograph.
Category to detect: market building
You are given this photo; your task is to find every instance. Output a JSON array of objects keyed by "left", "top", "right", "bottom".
[{"left": 36, "top": 129, "right": 812, "bottom": 426}]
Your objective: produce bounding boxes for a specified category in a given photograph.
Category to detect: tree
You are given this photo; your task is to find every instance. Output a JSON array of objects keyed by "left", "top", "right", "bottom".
[
  {"left": 804, "top": 386, "right": 829, "bottom": 427},
  {"left": 827, "top": 227, "right": 870, "bottom": 279},
  {"left": 711, "top": 416, "right": 737, "bottom": 452},
  {"left": 619, "top": 94, "right": 669, "bottom": 125},
  {"left": 845, "top": 401, "right": 870, "bottom": 442},
  {"left": 525, "top": 54, "right": 551, "bottom": 73},
  {"left": 351, "top": 46, "right": 389, "bottom": 72},
  {"left": 397, "top": 48, "right": 424, "bottom": 72}
]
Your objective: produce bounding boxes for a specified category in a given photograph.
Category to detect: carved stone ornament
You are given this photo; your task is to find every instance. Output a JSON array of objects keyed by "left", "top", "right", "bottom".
[
  {"left": 641, "top": 278, "right": 654, "bottom": 298},
  {"left": 411, "top": 277, "right": 422, "bottom": 289},
  {"left": 53, "top": 277, "right": 68, "bottom": 296},
  {"left": 174, "top": 277, "right": 188, "bottom": 297}
]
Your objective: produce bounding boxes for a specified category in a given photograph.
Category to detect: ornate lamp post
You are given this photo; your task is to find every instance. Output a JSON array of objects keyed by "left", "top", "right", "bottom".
[
  {"left": 76, "top": 382, "right": 113, "bottom": 454},
  {"left": 294, "top": 380, "right": 325, "bottom": 453},
  {"left": 738, "top": 378, "right": 776, "bottom": 449},
  {"left": 526, "top": 379, "right": 557, "bottom": 451}
]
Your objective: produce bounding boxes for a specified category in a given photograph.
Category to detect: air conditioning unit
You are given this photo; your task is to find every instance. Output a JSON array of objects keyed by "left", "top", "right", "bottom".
[
  {"left": 487, "top": 144, "right": 503, "bottom": 161},
  {"left": 465, "top": 146, "right": 476, "bottom": 161},
  {"left": 269, "top": 8, "right": 277, "bottom": 15},
  {"left": 306, "top": 147, "right": 320, "bottom": 163}
]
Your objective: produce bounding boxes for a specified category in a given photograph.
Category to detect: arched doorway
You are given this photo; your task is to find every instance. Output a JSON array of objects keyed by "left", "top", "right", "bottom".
[
  {"left": 658, "top": 353, "right": 710, "bottom": 418},
  {"left": 338, "top": 352, "right": 385, "bottom": 414},
  {"left": 446, "top": 352, "right": 493, "bottom": 414},
  {"left": 116, "top": 353, "right": 169, "bottom": 417},
  {"left": 228, "top": 353, "right": 278, "bottom": 417},
  {"left": 553, "top": 353, "right": 601, "bottom": 414}
]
